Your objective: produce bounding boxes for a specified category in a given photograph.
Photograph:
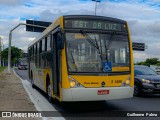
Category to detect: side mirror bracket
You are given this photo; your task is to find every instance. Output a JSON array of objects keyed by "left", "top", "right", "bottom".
[{"left": 57, "top": 28, "right": 64, "bottom": 50}]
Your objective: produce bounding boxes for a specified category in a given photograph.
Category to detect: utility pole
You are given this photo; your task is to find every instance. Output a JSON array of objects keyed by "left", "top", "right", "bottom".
[
  {"left": 0, "top": 37, "right": 2, "bottom": 67},
  {"left": 92, "top": 0, "right": 101, "bottom": 15},
  {"left": 8, "top": 23, "right": 47, "bottom": 73}
]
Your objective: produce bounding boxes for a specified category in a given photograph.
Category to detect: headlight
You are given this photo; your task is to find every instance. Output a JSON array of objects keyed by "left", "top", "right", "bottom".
[
  {"left": 142, "top": 79, "right": 151, "bottom": 84},
  {"left": 70, "top": 80, "right": 76, "bottom": 87},
  {"left": 68, "top": 76, "right": 84, "bottom": 88},
  {"left": 121, "top": 77, "right": 130, "bottom": 87}
]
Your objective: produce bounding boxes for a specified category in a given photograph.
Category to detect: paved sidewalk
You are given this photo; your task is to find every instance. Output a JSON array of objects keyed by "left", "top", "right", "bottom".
[{"left": 0, "top": 69, "right": 41, "bottom": 120}]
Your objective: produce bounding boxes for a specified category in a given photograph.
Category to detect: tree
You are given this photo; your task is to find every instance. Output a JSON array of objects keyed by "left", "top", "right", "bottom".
[
  {"left": 156, "top": 62, "right": 160, "bottom": 66},
  {"left": 136, "top": 58, "right": 160, "bottom": 66},
  {"left": 1, "top": 46, "right": 23, "bottom": 66},
  {"left": 145, "top": 58, "right": 159, "bottom": 65}
]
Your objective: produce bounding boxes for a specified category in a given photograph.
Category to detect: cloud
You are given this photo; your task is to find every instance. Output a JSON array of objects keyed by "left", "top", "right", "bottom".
[
  {"left": 0, "top": 0, "right": 160, "bottom": 62},
  {"left": 0, "top": 0, "right": 25, "bottom": 6},
  {"left": 148, "top": 21, "right": 160, "bottom": 33}
]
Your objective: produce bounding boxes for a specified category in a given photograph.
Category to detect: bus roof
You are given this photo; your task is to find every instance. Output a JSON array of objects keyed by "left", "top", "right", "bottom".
[
  {"left": 28, "top": 16, "right": 63, "bottom": 47},
  {"left": 28, "top": 15, "right": 127, "bottom": 48},
  {"left": 64, "top": 15, "right": 126, "bottom": 23}
]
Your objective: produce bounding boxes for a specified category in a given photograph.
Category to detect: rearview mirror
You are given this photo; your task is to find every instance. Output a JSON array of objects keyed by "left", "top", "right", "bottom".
[{"left": 57, "top": 32, "right": 64, "bottom": 50}]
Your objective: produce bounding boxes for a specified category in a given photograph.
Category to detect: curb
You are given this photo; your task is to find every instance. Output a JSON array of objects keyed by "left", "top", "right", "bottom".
[{"left": 13, "top": 68, "right": 47, "bottom": 120}]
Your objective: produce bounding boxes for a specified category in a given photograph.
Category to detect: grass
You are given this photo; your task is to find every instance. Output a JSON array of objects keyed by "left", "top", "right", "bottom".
[{"left": 0, "top": 66, "right": 7, "bottom": 73}]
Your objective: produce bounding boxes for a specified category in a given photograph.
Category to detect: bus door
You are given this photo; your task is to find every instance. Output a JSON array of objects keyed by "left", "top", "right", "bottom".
[{"left": 52, "top": 32, "right": 62, "bottom": 97}]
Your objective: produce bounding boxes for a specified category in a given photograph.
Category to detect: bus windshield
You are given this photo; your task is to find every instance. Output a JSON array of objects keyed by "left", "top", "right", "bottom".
[{"left": 66, "top": 32, "right": 130, "bottom": 73}]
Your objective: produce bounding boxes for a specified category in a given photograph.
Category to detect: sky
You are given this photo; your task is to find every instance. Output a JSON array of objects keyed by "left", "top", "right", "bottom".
[{"left": 0, "top": 0, "right": 160, "bottom": 62}]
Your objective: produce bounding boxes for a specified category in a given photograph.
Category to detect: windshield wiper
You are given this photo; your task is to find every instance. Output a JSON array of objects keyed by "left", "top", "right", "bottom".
[
  {"left": 105, "top": 31, "right": 116, "bottom": 50},
  {"left": 80, "top": 29, "right": 99, "bottom": 50},
  {"left": 104, "top": 31, "right": 116, "bottom": 61},
  {"left": 80, "top": 29, "right": 102, "bottom": 57},
  {"left": 80, "top": 29, "right": 103, "bottom": 70},
  {"left": 70, "top": 50, "right": 77, "bottom": 71}
]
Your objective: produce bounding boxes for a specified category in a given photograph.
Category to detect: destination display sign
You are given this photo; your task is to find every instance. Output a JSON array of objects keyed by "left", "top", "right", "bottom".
[{"left": 65, "top": 20, "right": 126, "bottom": 31}]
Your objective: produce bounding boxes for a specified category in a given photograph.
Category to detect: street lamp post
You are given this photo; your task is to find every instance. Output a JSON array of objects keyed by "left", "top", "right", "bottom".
[
  {"left": 0, "top": 37, "right": 2, "bottom": 67},
  {"left": 92, "top": 0, "right": 101, "bottom": 16},
  {"left": 8, "top": 23, "right": 47, "bottom": 73}
]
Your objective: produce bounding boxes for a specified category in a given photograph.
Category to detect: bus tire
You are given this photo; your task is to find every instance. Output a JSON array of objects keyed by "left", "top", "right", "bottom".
[
  {"left": 46, "top": 76, "right": 53, "bottom": 103},
  {"left": 31, "top": 71, "right": 35, "bottom": 88}
]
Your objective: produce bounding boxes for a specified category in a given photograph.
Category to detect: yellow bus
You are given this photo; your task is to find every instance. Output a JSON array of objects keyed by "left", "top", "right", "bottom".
[{"left": 28, "top": 15, "right": 134, "bottom": 102}]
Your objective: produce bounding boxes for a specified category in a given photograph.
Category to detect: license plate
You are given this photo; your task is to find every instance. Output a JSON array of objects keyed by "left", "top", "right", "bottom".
[{"left": 97, "top": 90, "right": 109, "bottom": 95}]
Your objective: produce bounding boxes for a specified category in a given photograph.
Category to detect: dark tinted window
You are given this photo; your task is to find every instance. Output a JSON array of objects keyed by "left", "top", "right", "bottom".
[
  {"left": 134, "top": 66, "right": 157, "bottom": 75},
  {"left": 35, "top": 44, "right": 37, "bottom": 54},
  {"left": 32, "top": 46, "right": 34, "bottom": 55},
  {"left": 34, "top": 44, "right": 36, "bottom": 55},
  {"left": 40, "top": 40, "right": 42, "bottom": 53},
  {"left": 42, "top": 38, "right": 45, "bottom": 52},
  {"left": 45, "top": 37, "right": 47, "bottom": 51},
  {"left": 47, "top": 35, "right": 51, "bottom": 51},
  {"left": 37, "top": 43, "right": 39, "bottom": 54}
]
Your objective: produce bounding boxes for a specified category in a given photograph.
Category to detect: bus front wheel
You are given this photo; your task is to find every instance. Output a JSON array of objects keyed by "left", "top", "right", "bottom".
[{"left": 47, "top": 82, "right": 53, "bottom": 103}]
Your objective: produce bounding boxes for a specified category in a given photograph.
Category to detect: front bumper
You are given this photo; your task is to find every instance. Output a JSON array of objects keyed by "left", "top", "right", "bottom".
[
  {"left": 62, "top": 87, "right": 134, "bottom": 101},
  {"left": 142, "top": 83, "right": 160, "bottom": 94}
]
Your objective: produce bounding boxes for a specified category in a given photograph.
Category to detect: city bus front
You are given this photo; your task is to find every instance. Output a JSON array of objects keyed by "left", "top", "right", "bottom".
[{"left": 61, "top": 16, "right": 134, "bottom": 101}]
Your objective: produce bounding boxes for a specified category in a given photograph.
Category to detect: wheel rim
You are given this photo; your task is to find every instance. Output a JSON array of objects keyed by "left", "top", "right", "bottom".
[
  {"left": 31, "top": 78, "right": 33, "bottom": 85},
  {"left": 134, "top": 85, "right": 139, "bottom": 95},
  {"left": 47, "top": 84, "right": 52, "bottom": 100}
]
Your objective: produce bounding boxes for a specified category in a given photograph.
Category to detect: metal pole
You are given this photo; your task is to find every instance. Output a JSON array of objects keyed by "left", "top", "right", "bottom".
[
  {"left": 7, "top": 23, "right": 47, "bottom": 73},
  {"left": 95, "top": 1, "right": 97, "bottom": 15},
  {"left": 92, "top": 0, "right": 100, "bottom": 16},
  {"left": 2, "top": 44, "right": 4, "bottom": 67},
  {"left": 0, "top": 37, "right": 1, "bottom": 67},
  {"left": 8, "top": 32, "right": 12, "bottom": 72}
]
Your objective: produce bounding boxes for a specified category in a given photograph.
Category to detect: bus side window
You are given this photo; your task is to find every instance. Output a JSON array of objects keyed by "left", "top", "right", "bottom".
[
  {"left": 40, "top": 40, "right": 42, "bottom": 53},
  {"left": 47, "top": 35, "right": 51, "bottom": 51},
  {"left": 36, "top": 42, "right": 39, "bottom": 68},
  {"left": 43, "top": 37, "right": 47, "bottom": 68},
  {"left": 35, "top": 44, "right": 37, "bottom": 54},
  {"left": 31, "top": 46, "right": 33, "bottom": 61},
  {"left": 46, "top": 34, "right": 52, "bottom": 68},
  {"left": 34, "top": 44, "right": 36, "bottom": 55},
  {"left": 29, "top": 48, "right": 31, "bottom": 56},
  {"left": 45, "top": 37, "right": 47, "bottom": 51},
  {"left": 37, "top": 43, "right": 39, "bottom": 55},
  {"left": 28, "top": 48, "right": 31, "bottom": 62},
  {"left": 34, "top": 44, "right": 37, "bottom": 68},
  {"left": 41, "top": 39, "right": 45, "bottom": 68},
  {"left": 42, "top": 38, "right": 45, "bottom": 52},
  {"left": 33, "top": 45, "right": 34, "bottom": 55}
]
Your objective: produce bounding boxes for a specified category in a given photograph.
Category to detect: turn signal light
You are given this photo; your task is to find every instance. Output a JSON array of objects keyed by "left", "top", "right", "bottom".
[
  {"left": 125, "top": 80, "right": 130, "bottom": 85},
  {"left": 68, "top": 76, "right": 84, "bottom": 88},
  {"left": 70, "top": 80, "right": 76, "bottom": 87},
  {"left": 121, "top": 77, "right": 130, "bottom": 87}
]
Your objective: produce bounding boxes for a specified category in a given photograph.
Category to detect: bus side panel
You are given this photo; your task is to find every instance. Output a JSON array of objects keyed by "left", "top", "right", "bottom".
[
  {"left": 61, "top": 46, "right": 70, "bottom": 90},
  {"left": 127, "top": 22, "right": 134, "bottom": 87}
]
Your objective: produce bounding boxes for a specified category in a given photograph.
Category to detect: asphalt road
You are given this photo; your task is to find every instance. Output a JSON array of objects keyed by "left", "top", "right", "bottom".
[{"left": 15, "top": 68, "right": 160, "bottom": 120}]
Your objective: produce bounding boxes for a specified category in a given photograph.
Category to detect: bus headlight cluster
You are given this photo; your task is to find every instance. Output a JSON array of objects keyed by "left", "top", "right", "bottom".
[
  {"left": 69, "top": 76, "right": 83, "bottom": 88},
  {"left": 121, "top": 77, "right": 130, "bottom": 87}
]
